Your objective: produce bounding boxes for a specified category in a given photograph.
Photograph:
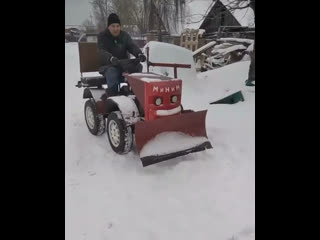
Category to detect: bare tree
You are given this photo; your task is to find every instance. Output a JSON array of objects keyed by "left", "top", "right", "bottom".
[
  {"left": 88, "top": 0, "right": 184, "bottom": 37},
  {"left": 132, "top": 0, "right": 150, "bottom": 34},
  {"left": 89, "top": 0, "right": 149, "bottom": 35},
  {"left": 90, "top": 0, "right": 111, "bottom": 32},
  {"left": 82, "top": 19, "right": 95, "bottom": 33},
  {"left": 146, "top": 0, "right": 185, "bottom": 41},
  {"left": 109, "top": 0, "right": 141, "bottom": 35},
  {"left": 152, "top": 0, "right": 184, "bottom": 33}
]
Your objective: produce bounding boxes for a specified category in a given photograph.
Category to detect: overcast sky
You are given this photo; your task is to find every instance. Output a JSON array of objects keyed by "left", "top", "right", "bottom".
[{"left": 65, "top": 0, "right": 92, "bottom": 26}]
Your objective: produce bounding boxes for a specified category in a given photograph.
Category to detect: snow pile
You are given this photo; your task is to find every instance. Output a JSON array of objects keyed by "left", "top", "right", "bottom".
[
  {"left": 194, "top": 39, "right": 254, "bottom": 72},
  {"left": 142, "top": 41, "right": 197, "bottom": 83},
  {"left": 183, "top": 61, "right": 253, "bottom": 110},
  {"left": 219, "top": 38, "right": 254, "bottom": 45},
  {"left": 193, "top": 41, "right": 216, "bottom": 56},
  {"left": 212, "top": 44, "right": 247, "bottom": 56},
  {"left": 129, "top": 73, "right": 159, "bottom": 77},
  {"left": 140, "top": 77, "right": 169, "bottom": 82},
  {"left": 108, "top": 96, "right": 139, "bottom": 116},
  {"left": 140, "top": 132, "right": 209, "bottom": 158}
]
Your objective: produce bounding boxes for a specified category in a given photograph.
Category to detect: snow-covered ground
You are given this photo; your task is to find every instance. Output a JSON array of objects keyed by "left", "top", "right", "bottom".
[{"left": 65, "top": 42, "right": 255, "bottom": 240}]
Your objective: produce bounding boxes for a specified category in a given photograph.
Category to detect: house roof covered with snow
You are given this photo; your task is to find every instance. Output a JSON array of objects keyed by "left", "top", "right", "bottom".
[{"left": 184, "top": 0, "right": 255, "bottom": 30}]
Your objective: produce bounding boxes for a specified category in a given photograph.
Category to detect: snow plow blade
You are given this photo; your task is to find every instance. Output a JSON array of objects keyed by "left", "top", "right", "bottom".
[
  {"left": 135, "top": 110, "right": 213, "bottom": 167},
  {"left": 140, "top": 141, "right": 212, "bottom": 167}
]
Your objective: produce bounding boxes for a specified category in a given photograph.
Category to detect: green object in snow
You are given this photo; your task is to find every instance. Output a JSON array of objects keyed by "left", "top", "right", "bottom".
[
  {"left": 245, "top": 79, "right": 255, "bottom": 86},
  {"left": 210, "top": 91, "right": 245, "bottom": 104}
]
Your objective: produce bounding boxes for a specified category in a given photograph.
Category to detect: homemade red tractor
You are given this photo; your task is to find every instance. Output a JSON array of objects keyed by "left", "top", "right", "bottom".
[{"left": 76, "top": 42, "right": 212, "bottom": 167}]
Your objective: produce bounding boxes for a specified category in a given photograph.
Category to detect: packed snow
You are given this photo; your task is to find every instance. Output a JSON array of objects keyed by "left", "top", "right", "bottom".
[
  {"left": 140, "top": 132, "right": 209, "bottom": 158},
  {"left": 129, "top": 73, "right": 158, "bottom": 77},
  {"left": 142, "top": 41, "right": 197, "bottom": 84},
  {"left": 66, "top": 41, "right": 255, "bottom": 240},
  {"left": 108, "top": 95, "right": 139, "bottom": 114},
  {"left": 140, "top": 77, "right": 169, "bottom": 82}
]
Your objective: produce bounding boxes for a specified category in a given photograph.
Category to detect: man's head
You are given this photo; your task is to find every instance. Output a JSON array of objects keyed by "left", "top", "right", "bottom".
[{"left": 107, "top": 13, "right": 121, "bottom": 37}]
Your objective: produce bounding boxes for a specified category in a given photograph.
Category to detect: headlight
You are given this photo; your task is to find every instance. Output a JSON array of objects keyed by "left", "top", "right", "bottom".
[
  {"left": 171, "top": 95, "right": 178, "bottom": 103},
  {"left": 155, "top": 97, "right": 162, "bottom": 106}
]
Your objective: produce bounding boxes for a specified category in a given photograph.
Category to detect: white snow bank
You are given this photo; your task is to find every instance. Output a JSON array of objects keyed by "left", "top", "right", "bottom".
[
  {"left": 182, "top": 61, "right": 252, "bottom": 110},
  {"left": 140, "top": 132, "right": 209, "bottom": 158},
  {"left": 143, "top": 41, "right": 197, "bottom": 83},
  {"left": 129, "top": 73, "right": 158, "bottom": 77}
]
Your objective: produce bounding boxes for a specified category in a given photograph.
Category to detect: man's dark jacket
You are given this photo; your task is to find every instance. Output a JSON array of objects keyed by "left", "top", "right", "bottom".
[{"left": 97, "top": 29, "right": 142, "bottom": 74}]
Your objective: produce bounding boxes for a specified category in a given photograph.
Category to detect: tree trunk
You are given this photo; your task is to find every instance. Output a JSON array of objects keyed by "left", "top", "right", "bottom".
[{"left": 158, "top": 15, "right": 162, "bottom": 42}]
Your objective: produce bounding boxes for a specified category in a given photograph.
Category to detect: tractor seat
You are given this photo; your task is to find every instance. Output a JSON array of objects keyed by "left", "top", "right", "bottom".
[{"left": 81, "top": 75, "right": 107, "bottom": 87}]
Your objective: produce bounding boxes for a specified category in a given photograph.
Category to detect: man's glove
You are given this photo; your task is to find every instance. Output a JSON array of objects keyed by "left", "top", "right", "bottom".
[
  {"left": 110, "top": 56, "right": 119, "bottom": 65},
  {"left": 138, "top": 53, "right": 146, "bottom": 63}
]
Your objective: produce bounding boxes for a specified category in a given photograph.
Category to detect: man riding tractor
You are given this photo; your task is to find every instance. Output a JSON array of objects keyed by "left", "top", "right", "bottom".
[
  {"left": 97, "top": 13, "right": 147, "bottom": 97},
  {"left": 76, "top": 14, "right": 213, "bottom": 166}
]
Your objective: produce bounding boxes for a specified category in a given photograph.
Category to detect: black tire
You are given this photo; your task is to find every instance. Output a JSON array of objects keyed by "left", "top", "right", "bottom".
[
  {"left": 84, "top": 99, "right": 106, "bottom": 136},
  {"left": 107, "top": 111, "right": 133, "bottom": 154}
]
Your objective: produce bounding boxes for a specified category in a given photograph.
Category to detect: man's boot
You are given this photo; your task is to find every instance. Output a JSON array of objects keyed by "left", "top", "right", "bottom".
[{"left": 101, "top": 86, "right": 118, "bottom": 101}]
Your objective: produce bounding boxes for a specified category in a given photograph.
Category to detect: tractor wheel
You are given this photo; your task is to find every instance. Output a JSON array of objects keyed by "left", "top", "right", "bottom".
[
  {"left": 107, "top": 111, "right": 133, "bottom": 154},
  {"left": 84, "top": 99, "right": 106, "bottom": 136}
]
